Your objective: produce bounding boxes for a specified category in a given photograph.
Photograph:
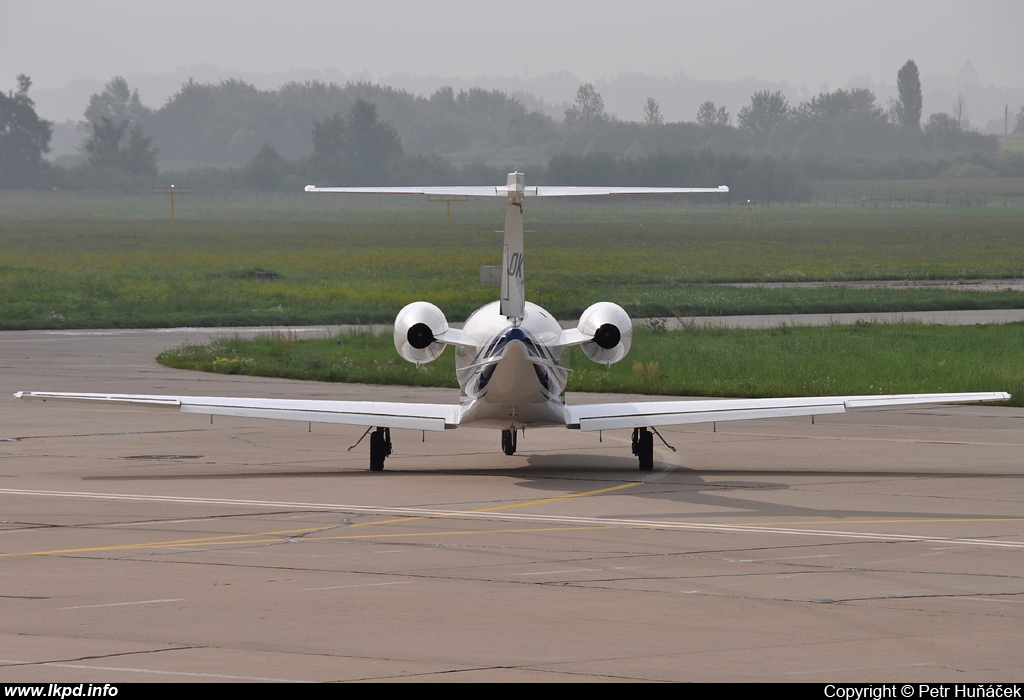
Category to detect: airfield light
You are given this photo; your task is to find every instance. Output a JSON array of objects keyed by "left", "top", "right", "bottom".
[
  {"left": 153, "top": 185, "right": 193, "bottom": 222},
  {"left": 428, "top": 195, "right": 469, "bottom": 226}
]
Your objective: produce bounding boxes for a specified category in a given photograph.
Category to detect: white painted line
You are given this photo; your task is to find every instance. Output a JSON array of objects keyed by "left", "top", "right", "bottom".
[
  {"left": 517, "top": 566, "right": 642, "bottom": 576},
  {"left": 4, "top": 488, "right": 1023, "bottom": 550},
  {"left": 306, "top": 581, "right": 409, "bottom": 591},
  {"left": 63, "top": 598, "right": 183, "bottom": 610}
]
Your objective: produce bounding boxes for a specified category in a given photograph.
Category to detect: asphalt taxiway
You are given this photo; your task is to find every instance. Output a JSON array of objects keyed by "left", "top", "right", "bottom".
[{"left": 1, "top": 327, "right": 1022, "bottom": 682}]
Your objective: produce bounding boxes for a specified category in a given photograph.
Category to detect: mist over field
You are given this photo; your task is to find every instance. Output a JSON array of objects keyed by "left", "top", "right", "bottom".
[
  {"left": 2, "top": 0, "right": 1022, "bottom": 189},
  {"left": 9, "top": 1, "right": 1023, "bottom": 119}
]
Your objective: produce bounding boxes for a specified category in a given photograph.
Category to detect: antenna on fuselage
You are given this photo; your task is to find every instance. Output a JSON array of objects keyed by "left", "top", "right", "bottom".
[{"left": 500, "top": 171, "right": 526, "bottom": 326}]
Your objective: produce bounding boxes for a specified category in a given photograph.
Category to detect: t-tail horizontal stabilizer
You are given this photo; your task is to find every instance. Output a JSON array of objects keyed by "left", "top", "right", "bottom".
[{"left": 304, "top": 172, "right": 729, "bottom": 326}]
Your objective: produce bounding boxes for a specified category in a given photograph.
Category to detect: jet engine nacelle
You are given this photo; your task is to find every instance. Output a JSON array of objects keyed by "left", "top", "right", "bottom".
[
  {"left": 577, "top": 302, "right": 632, "bottom": 366},
  {"left": 394, "top": 301, "right": 449, "bottom": 365}
]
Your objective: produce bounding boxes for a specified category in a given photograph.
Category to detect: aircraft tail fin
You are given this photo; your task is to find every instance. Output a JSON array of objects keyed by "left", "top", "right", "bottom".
[{"left": 500, "top": 173, "right": 526, "bottom": 324}]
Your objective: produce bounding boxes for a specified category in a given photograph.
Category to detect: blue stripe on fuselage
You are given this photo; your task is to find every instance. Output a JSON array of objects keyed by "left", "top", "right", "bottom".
[{"left": 465, "top": 326, "right": 562, "bottom": 401}]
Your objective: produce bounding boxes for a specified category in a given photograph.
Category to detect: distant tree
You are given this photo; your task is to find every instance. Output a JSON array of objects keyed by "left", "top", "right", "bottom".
[
  {"left": 84, "top": 117, "right": 128, "bottom": 165},
  {"left": 311, "top": 111, "right": 346, "bottom": 172},
  {"left": 952, "top": 93, "right": 969, "bottom": 131},
  {"left": 425, "top": 87, "right": 529, "bottom": 147},
  {"left": 1014, "top": 106, "right": 1024, "bottom": 136},
  {"left": 82, "top": 77, "right": 157, "bottom": 176},
  {"left": 923, "top": 111, "right": 999, "bottom": 154},
  {"left": 643, "top": 98, "right": 663, "bottom": 127},
  {"left": 429, "top": 85, "right": 458, "bottom": 113},
  {"left": 84, "top": 76, "right": 150, "bottom": 126},
  {"left": 794, "top": 88, "right": 889, "bottom": 155},
  {"left": 565, "top": 83, "right": 608, "bottom": 127},
  {"left": 123, "top": 124, "right": 158, "bottom": 175},
  {"left": 505, "top": 108, "right": 560, "bottom": 148},
  {"left": 0, "top": 75, "right": 52, "bottom": 188},
  {"left": 244, "top": 144, "right": 286, "bottom": 189},
  {"left": 925, "top": 112, "right": 962, "bottom": 139},
  {"left": 83, "top": 117, "right": 157, "bottom": 175},
  {"left": 146, "top": 77, "right": 546, "bottom": 168},
  {"left": 737, "top": 90, "right": 790, "bottom": 140},
  {"left": 896, "top": 60, "right": 922, "bottom": 130},
  {"left": 696, "top": 100, "right": 729, "bottom": 127},
  {"left": 151, "top": 77, "right": 287, "bottom": 166},
  {"left": 344, "top": 99, "right": 402, "bottom": 184},
  {"left": 799, "top": 88, "right": 884, "bottom": 124},
  {"left": 312, "top": 100, "right": 401, "bottom": 183},
  {"left": 883, "top": 96, "right": 899, "bottom": 126}
]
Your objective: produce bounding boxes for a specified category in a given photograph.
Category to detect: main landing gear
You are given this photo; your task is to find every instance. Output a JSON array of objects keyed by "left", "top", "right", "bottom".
[
  {"left": 361, "top": 426, "right": 657, "bottom": 471},
  {"left": 369, "top": 427, "right": 392, "bottom": 471},
  {"left": 501, "top": 428, "right": 517, "bottom": 456},
  {"left": 632, "top": 427, "right": 654, "bottom": 471}
]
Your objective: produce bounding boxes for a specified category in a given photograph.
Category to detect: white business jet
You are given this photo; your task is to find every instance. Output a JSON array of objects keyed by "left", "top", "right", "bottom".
[{"left": 16, "top": 173, "right": 1009, "bottom": 471}]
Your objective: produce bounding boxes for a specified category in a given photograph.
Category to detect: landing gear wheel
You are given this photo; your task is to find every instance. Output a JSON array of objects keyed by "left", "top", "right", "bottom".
[
  {"left": 501, "top": 428, "right": 517, "bottom": 456},
  {"left": 632, "top": 427, "right": 654, "bottom": 471},
  {"left": 369, "top": 427, "right": 392, "bottom": 471}
]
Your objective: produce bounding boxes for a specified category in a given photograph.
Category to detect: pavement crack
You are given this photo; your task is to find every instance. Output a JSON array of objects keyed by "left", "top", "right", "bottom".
[{"left": 3, "top": 645, "right": 204, "bottom": 669}]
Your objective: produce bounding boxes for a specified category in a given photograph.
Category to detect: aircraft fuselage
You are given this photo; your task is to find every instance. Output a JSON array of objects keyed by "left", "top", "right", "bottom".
[{"left": 456, "top": 301, "right": 570, "bottom": 429}]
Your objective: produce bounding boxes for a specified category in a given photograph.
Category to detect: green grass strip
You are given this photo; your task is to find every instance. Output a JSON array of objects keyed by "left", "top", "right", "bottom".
[
  {"left": 3, "top": 196, "right": 1024, "bottom": 329},
  {"left": 157, "top": 322, "right": 1023, "bottom": 407}
]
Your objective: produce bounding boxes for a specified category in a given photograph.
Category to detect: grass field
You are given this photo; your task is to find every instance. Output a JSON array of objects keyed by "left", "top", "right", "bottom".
[
  {"left": 5, "top": 186, "right": 1021, "bottom": 402},
  {"left": 157, "top": 322, "right": 1024, "bottom": 406},
  {"left": 1, "top": 188, "right": 1024, "bottom": 329}
]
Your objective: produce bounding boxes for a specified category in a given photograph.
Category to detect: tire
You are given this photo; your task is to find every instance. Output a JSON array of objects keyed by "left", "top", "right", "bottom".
[
  {"left": 501, "top": 428, "right": 517, "bottom": 456},
  {"left": 637, "top": 429, "right": 654, "bottom": 471},
  {"left": 370, "top": 429, "right": 386, "bottom": 471}
]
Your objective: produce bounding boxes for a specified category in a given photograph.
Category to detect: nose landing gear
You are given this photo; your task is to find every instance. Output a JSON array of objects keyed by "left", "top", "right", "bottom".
[{"left": 501, "top": 428, "right": 518, "bottom": 456}]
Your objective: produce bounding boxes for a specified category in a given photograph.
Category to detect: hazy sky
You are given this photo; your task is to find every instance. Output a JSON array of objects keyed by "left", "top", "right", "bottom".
[{"left": 4, "top": 0, "right": 1021, "bottom": 93}]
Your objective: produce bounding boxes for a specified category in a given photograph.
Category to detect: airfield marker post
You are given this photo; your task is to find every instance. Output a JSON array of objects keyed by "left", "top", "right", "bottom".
[
  {"left": 153, "top": 184, "right": 193, "bottom": 222},
  {"left": 429, "top": 195, "right": 469, "bottom": 226}
]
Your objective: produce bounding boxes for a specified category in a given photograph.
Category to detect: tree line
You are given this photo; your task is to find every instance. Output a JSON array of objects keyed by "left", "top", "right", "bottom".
[{"left": 3, "top": 60, "right": 1024, "bottom": 200}]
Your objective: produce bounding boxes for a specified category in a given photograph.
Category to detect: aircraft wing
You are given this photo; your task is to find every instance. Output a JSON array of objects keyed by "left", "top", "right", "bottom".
[
  {"left": 565, "top": 392, "right": 1010, "bottom": 431},
  {"left": 18, "top": 389, "right": 1007, "bottom": 434},
  {"left": 14, "top": 392, "right": 460, "bottom": 432}
]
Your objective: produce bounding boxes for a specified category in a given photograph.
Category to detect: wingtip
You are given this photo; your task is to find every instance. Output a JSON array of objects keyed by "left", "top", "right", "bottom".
[{"left": 304, "top": 185, "right": 317, "bottom": 192}]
